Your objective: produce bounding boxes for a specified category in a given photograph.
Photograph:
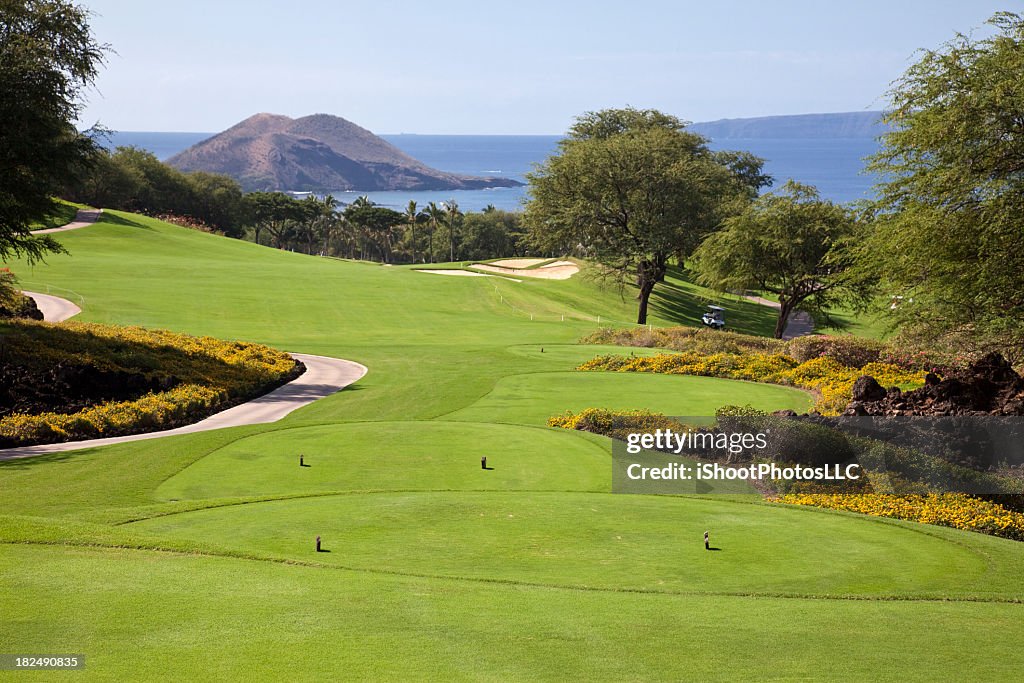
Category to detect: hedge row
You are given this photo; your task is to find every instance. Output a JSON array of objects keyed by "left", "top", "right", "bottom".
[{"left": 0, "top": 320, "right": 300, "bottom": 446}]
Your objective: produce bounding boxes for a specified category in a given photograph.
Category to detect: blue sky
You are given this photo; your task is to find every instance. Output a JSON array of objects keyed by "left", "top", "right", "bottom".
[{"left": 79, "top": 0, "right": 1018, "bottom": 134}]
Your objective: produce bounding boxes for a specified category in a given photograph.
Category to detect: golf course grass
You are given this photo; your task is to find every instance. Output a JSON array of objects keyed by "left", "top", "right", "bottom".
[
  {"left": 3, "top": 210, "right": 1023, "bottom": 680},
  {"left": 445, "top": 371, "right": 812, "bottom": 425}
]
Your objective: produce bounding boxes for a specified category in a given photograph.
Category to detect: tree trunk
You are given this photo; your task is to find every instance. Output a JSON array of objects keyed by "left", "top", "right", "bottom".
[
  {"left": 637, "top": 278, "right": 656, "bottom": 325},
  {"left": 774, "top": 298, "right": 793, "bottom": 339},
  {"left": 655, "top": 253, "right": 667, "bottom": 282},
  {"left": 635, "top": 258, "right": 666, "bottom": 325}
]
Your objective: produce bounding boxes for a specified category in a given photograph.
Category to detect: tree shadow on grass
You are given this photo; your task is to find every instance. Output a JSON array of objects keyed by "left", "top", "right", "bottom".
[
  {"left": 646, "top": 266, "right": 778, "bottom": 337},
  {"left": 99, "top": 213, "right": 153, "bottom": 230}
]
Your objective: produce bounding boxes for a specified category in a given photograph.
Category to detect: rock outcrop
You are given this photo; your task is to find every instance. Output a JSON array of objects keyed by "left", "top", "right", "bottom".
[{"left": 844, "top": 353, "right": 1024, "bottom": 416}]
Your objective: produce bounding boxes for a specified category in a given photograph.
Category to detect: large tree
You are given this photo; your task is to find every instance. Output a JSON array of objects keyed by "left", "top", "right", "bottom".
[
  {"left": 0, "top": 0, "right": 107, "bottom": 263},
  {"left": 246, "top": 191, "right": 305, "bottom": 247},
  {"left": 344, "top": 199, "right": 405, "bottom": 263},
  {"left": 461, "top": 208, "right": 525, "bottom": 260},
  {"left": 690, "top": 182, "right": 868, "bottom": 338},
  {"left": 865, "top": 11, "right": 1024, "bottom": 358},
  {"left": 525, "top": 107, "right": 767, "bottom": 324}
]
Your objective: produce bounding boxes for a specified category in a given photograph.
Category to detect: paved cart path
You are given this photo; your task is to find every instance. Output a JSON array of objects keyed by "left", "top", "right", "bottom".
[{"left": 31, "top": 208, "right": 103, "bottom": 234}]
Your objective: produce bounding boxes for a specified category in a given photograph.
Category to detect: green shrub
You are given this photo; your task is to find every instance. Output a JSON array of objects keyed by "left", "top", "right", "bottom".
[
  {"left": 548, "top": 408, "right": 684, "bottom": 442},
  {"left": 785, "top": 335, "right": 884, "bottom": 366},
  {"left": 581, "top": 326, "right": 786, "bottom": 355}
]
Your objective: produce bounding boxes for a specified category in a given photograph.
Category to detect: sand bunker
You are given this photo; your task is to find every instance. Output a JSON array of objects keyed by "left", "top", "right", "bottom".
[
  {"left": 414, "top": 258, "right": 578, "bottom": 281},
  {"left": 470, "top": 261, "right": 580, "bottom": 280},
  {"left": 415, "top": 269, "right": 493, "bottom": 277},
  {"left": 415, "top": 269, "right": 522, "bottom": 282},
  {"left": 489, "top": 258, "right": 549, "bottom": 269}
]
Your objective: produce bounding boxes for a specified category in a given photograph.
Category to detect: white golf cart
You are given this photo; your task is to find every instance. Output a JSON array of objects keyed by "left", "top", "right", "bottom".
[{"left": 701, "top": 305, "right": 726, "bottom": 330}]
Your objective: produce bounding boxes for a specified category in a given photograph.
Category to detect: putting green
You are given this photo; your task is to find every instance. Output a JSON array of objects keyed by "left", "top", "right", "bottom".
[
  {"left": 155, "top": 421, "right": 610, "bottom": 500},
  {"left": 446, "top": 370, "right": 813, "bottom": 425},
  {"left": 130, "top": 491, "right": 984, "bottom": 597}
]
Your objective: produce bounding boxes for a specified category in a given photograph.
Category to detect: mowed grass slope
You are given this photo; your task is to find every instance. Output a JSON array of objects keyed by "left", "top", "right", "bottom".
[
  {"left": 5, "top": 544, "right": 1022, "bottom": 682},
  {"left": 3, "top": 211, "right": 1024, "bottom": 681}
]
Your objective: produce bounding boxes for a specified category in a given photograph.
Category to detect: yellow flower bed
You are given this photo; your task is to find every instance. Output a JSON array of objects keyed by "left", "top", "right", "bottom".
[
  {"left": 549, "top": 408, "right": 701, "bottom": 446},
  {"left": 577, "top": 352, "right": 927, "bottom": 414},
  {"left": 780, "top": 492, "right": 1024, "bottom": 541},
  {"left": 0, "top": 320, "right": 298, "bottom": 446},
  {"left": 548, "top": 408, "right": 682, "bottom": 439}
]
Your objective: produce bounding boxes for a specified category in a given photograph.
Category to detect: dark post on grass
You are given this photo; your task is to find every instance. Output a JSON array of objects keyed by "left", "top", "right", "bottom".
[
  {"left": 316, "top": 535, "right": 322, "bottom": 552},
  {"left": 481, "top": 456, "right": 487, "bottom": 470},
  {"left": 300, "top": 454, "right": 304, "bottom": 467}
]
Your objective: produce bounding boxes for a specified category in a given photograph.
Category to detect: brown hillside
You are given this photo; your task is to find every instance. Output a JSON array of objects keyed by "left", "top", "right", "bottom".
[{"left": 166, "top": 113, "right": 522, "bottom": 193}]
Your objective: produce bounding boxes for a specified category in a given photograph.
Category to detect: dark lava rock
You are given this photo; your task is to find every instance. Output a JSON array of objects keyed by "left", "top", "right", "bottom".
[
  {"left": 842, "top": 352, "right": 1024, "bottom": 416},
  {"left": 852, "top": 375, "right": 888, "bottom": 402}
]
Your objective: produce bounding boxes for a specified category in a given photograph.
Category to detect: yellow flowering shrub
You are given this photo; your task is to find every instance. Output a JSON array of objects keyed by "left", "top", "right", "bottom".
[
  {"left": 549, "top": 408, "right": 684, "bottom": 441},
  {"left": 0, "top": 320, "right": 298, "bottom": 446},
  {"left": 780, "top": 492, "right": 1024, "bottom": 541}
]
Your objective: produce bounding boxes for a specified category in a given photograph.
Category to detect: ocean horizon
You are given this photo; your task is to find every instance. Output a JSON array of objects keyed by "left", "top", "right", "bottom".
[{"left": 104, "top": 131, "right": 881, "bottom": 212}]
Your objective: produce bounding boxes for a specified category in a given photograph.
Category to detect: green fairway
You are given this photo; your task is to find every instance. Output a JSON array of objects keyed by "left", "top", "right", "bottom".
[
  {"left": 4, "top": 545, "right": 1023, "bottom": 682},
  {"left": 446, "top": 370, "right": 812, "bottom": 426},
  {"left": 3, "top": 211, "right": 1023, "bottom": 680},
  {"left": 822, "top": 300, "right": 895, "bottom": 339}
]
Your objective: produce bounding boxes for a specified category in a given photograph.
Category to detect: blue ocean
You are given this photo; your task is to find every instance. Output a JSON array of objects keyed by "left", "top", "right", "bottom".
[{"left": 105, "top": 132, "right": 880, "bottom": 212}]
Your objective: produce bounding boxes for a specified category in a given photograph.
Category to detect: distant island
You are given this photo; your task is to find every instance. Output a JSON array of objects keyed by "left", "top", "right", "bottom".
[
  {"left": 689, "top": 111, "right": 887, "bottom": 139},
  {"left": 167, "top": 113, "right": 523, "bottom": 192}
]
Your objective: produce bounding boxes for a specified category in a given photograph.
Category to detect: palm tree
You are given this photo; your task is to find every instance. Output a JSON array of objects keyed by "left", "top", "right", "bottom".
[
  {"left": 443, "top": 199, "right": 462, "bottom": 262},
  {"left": 425, "top": 201, "right": 444, "bottom": 264},
  {"left": 318, "top": 194, "right": 338, "bottom": 256},
  {"left": 404, "top": 199, "right": 423, "bottom": 263},
  {"left": 346, "top": 196, "right": 373, "bottom": 260}
]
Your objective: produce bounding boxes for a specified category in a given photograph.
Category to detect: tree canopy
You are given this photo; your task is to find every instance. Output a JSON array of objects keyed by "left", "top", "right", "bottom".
[
  {"left": 691, "top": 181, "right": 867, "bottom": 338},
  {"left": 343, "top": 199, "right": 406, "bottom": 263},
  {"left": 865, "top": 11, "right": 1024, "bottom": 357},
  {"left": 0, "top": 0, "right": 106, "bottom": 263},
  {"left": 525, "top": 107, "right": 768, "bottom": 324},
  {"left": 68, "top": 147, "right": 248, "bottom": 236}
]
